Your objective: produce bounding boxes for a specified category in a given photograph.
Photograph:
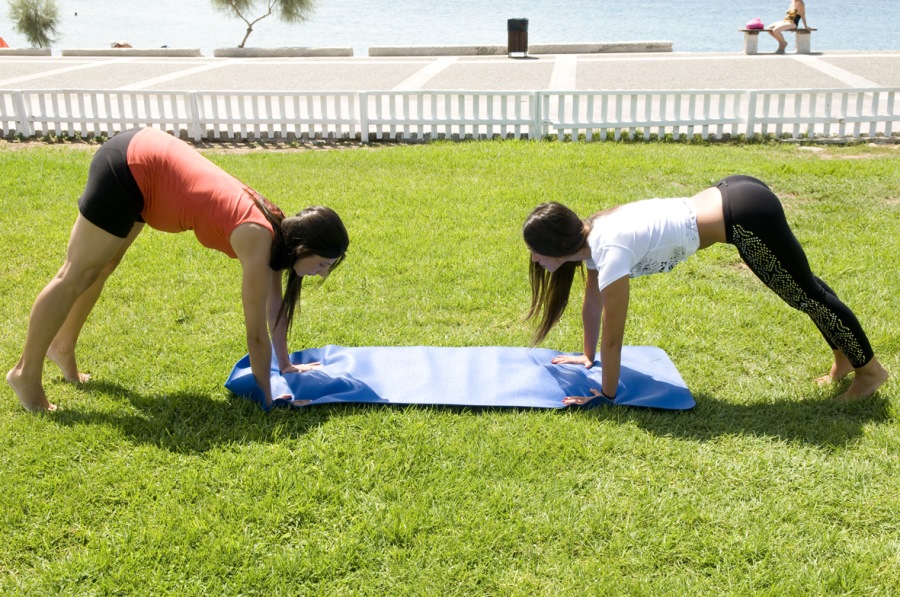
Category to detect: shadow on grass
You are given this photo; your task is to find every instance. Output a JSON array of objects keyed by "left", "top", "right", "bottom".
[
  {"left": 47, "top": 380, "right": 893, "bottom": 452},
  {"left": 48, "top": 380, "right": 343, "bottom": 453},
  {"left": 577, "top": 391, "right": 894, "bottom": 449}
]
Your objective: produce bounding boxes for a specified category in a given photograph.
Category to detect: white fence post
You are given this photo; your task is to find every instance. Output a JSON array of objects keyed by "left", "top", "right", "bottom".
[
  {"left": 187, "top": 92, "right": 202, "bottom": 141},
  {"left": 745, "top": 91, "right": 757, "bottom": 138},
  {"left": 13, "top": 91, "right": 34, "bottom": 138},
  {"left": 886, "top": 90, "right": 896, "bottom": 137},
  {"left": 359, "top": 92, "right": 369, "bottom": 144},
  {"left": 533, "top": 92, "right": 543, "bottom": 140}
]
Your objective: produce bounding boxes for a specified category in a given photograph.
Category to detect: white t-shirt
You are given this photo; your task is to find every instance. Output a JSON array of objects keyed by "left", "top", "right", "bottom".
[{"left": 585, "top": 198, "right": 700, "bottom": 292}]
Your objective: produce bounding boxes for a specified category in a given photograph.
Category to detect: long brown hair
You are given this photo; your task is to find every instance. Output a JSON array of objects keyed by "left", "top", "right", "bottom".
[
  {"left": 522, "top": 202, "right": 588, "bottom": 344},
  {"left": 249, "top": 189, "right": 349, "bottom": 331}
]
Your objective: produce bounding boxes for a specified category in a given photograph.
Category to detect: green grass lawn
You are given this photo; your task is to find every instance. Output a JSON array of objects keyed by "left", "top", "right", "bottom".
[{"left": 1, "top": 139, "right": 898, "bottom": 595}]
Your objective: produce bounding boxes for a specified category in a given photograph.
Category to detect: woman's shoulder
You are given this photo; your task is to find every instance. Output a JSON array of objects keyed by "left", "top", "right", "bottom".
[{"left": 230, "top": 221, "right": 274, "bottom": 260}]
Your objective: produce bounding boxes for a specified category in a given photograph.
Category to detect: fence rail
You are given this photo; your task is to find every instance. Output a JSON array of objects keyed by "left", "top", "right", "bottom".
[{"left": 1, "top": 88, "right": 897, "bottom": 142}]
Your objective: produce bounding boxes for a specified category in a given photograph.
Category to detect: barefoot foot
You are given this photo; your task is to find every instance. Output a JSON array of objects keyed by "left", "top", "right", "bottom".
[
  {"left": 46, "top": 345, "right": 91, "bottom": 384},
  {"left": 816, "top": 367, "right": 854, "bottom": 386},
  {"left": 6, "top": 367, "right": 57, "bottom": 412},
  {"left": 837, "top": 359, "right": 889, "bottom": 401},
  {"left": 817, "top": 351, "right": 854, "bottom": 386}
]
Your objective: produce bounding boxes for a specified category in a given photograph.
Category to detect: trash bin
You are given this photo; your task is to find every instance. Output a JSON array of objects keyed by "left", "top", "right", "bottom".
[{"left": 507, "top": 18, "right": 528, "bottom": 58}]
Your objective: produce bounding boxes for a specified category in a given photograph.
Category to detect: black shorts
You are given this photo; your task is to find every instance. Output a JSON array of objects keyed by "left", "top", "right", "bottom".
[{"left": 77, "top": 128, "right": 146, "bottom": 238}]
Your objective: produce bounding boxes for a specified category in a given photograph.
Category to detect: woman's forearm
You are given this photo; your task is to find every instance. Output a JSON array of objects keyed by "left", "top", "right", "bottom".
[
  {"left": 582, "top": 270, "right": 602, "bottom": 361},
  {"left": 582, "top": 307, "right": 600, "bottom": 362},
  {"left": 247, "top": 335, "right": 274, "bottom": 403},
  {"left": 269, "top": 320, "right": 292, "bottom": 372},
  {"left": 599, "top": 341, "right": 622, "bottom": 397},
  {"left": 266, "top": 270, "right": 292, "bottom": 372},
  {"left": 597, "top": 276, "right": 630, "bottom": 398}
]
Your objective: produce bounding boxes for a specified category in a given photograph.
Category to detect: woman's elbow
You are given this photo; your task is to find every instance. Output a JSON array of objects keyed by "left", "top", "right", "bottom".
[
  {"left": 246, "top": 330, "right": 269, "bottom": 350},
  {"left": 600, "top": 337, "right": 624, "bottom": 353}
]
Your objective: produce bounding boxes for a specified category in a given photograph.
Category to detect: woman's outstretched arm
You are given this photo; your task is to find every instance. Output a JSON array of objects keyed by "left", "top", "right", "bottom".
[
  {"left": 551, "top": 269, "right": 601, "bottom": 369},
  {"left": 597, "top": 275, "right": 630, "bottom": 398},
  {"left": 562, "top": 274, "right": 629, "bottom": 405},
  {"left": 267, "top": 270, "right": 292, "bottom": 372},
  {"left": 582, "top": 268, "right": 602, "bottom": 364},
  {"left": 232, "top": 223, "right": 285, "bottom": 407},
  {"left": 266, "top": 271, "right": 321, "bottom": 375},
  {"left": 554, "top": 268, "right": 602, "bottom": 368},
  {"left": 797, "top": 2, "right": 809, "bottom": 27}
]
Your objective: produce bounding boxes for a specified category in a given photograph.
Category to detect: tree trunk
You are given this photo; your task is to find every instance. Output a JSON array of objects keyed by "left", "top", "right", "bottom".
[{"left": 239, "top": 26, "right": 254, "bottom": 48}]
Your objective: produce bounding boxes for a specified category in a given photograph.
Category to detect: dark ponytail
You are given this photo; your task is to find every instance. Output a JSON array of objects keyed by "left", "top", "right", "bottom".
[{"left": 522, "top": 202, "right": 587, "bottom": 344}]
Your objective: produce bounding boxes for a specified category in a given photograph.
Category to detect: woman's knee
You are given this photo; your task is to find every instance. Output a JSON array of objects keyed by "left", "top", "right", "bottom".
[
  {"left": 54, "top": 261, "right": 106, "bottom": 295},
  {"left": 99, "top": 254, "right": 125, "bottom": 278}
]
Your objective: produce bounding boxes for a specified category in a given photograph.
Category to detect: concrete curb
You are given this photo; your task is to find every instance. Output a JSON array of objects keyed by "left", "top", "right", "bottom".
[
  {"left": 368, "top": 41, "right": 673, "bottom": 57},
  {"left": 213, "top": 47, "right": 353, "bottom": 58},
  {"left": 370, "top": 45, "right": 506, "bottom": 57},
  {"left": 531, "top": 41, "right": 673, "bottom": 54},
  {"left": 0, "top": 48, "right": 52, "bottom": 56},
  {"left": 61, "top": 48, "right": 202, "bottom": 57}
]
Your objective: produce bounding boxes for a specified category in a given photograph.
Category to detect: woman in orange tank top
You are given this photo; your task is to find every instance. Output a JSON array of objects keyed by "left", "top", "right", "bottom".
[{"left": 7, "top": 127, "right": 349, "bottom": 413}]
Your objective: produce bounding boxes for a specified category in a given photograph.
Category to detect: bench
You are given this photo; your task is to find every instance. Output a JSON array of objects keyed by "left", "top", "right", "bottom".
[{"left": 739, "top": 28, "right": 816, "bottom": 55}]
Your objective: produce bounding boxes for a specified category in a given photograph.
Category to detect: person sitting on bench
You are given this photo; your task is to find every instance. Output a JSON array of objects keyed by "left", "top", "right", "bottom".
[{"left": 767, "top": 0, "right": 810, "bottom": 54}]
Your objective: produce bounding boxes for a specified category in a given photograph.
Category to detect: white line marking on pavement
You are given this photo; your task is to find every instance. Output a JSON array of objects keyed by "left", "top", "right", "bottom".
[
  {"left": 548, "top": 54, "right": 577, "bottom": 90},
  {"left": 116, "top": 61, "right": 238, "bottom": 90},
  {"left": 0, "top": 58, "right": 135, "bottom": 87},
  {"left": 790, "top": 55, "right": 882, "bottom": 88},
  {"left": 572, "top": 51, "right": 900, "bottom": 65},
  {"left": 391, "top": 56, "right": 458, "bottom": 91}
]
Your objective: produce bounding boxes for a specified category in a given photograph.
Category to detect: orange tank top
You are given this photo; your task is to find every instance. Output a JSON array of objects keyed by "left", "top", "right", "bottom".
[{"left": 126, "top": 128, "right": 273, "bottom": 258}]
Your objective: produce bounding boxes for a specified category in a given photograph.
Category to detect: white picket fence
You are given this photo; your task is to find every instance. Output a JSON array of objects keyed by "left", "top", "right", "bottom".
[{"left": 1, "top": 87, "right": 897, "bottom": 142}]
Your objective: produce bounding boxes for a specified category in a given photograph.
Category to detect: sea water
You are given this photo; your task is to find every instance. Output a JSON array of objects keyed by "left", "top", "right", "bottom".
[{"left": 3, "top": 0, "right": 898, "bottom": 55}]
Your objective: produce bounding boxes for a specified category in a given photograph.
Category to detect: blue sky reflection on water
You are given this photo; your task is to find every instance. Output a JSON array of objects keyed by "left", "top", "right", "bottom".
[{"left": 4, "top": 0, "right": 898, "bottom": 55}]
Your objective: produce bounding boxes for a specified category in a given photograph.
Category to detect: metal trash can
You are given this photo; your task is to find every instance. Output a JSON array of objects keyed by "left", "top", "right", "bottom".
[{"left": 507, "top": 18, "right": 528, "bottom": 58}]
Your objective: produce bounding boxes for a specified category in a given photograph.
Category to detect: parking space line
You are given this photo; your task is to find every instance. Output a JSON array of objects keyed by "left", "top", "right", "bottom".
[
  {"left": 0, "top": 58, "right": 135, "bottom": 87},
  {"left": 790, "top": 55, "right": 882, "bottom": 88},
  {"left": 392, "top": 56, "right": 458, "bottom": 91},
  {"left": 116, "top": 60, "right": 237, "bottom": 90},
  {"left": 548, "top": 54, "right": 577, "bottom": 90}
]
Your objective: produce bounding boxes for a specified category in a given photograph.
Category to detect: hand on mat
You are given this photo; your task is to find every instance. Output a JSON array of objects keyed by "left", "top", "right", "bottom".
[
  {"left": 563, "top": 388, "right": 606, "bottom": 406},
  {"left": 281, "top": 362, "right": 322, "bottom": 374},
  {"left": 551, "top": 354, "right": 594, "bottom": 368},
  {"left": 270, "top": 394, "right": 312, "bottom": 408}
]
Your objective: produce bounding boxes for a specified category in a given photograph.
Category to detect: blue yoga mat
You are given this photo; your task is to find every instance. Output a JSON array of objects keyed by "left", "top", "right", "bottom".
[{"left": 225, "top": 345, "right": 695, "bottom": 411}]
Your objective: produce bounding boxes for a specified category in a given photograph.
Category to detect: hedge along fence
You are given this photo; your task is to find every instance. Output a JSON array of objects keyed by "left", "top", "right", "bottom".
[{"left": 0, "top": 87, "right": 897, "bottom": 142}]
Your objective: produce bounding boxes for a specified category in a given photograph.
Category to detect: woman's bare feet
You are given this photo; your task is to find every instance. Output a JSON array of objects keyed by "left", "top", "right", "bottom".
[
  {"left": 46, "top": 344, "right": 91, "bottom": 383},
  {"left": 6, "top": 367, "right": 57, "bottom": 412},
  {"left": 816, "top": 350, "right": 854, "bottom": 386},
  {"left": 839, "top": 359, "right": 890, "bottom": 401}
]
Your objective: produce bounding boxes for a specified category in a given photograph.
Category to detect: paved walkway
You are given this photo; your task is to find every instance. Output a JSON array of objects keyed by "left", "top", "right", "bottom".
[{"left": 1, "top": 50, "right": 899, "bottom": 93}]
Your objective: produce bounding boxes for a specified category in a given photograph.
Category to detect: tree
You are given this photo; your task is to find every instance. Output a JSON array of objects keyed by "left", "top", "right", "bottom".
[
  {"left": 211, "top": 0, "right": 315, "bottom": 48},
  {"left": 7, "top": 0, "right": 60, "bottom": 48}
]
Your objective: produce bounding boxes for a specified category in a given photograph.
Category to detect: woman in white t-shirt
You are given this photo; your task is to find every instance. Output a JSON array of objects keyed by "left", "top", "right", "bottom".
[{"left": 522, "top": 175, "right": 888, "bottom": 404}]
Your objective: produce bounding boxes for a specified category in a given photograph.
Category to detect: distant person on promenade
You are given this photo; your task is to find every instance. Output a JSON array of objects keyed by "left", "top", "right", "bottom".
[
  {"left": 522, "top": 175, "right": 889, "bottom": 405},
  {"left": 767, "top": 0, "right": 809, "bottom": 54},
  {"left": 7, "top": 127, "right": 349, "bottom": 413}
]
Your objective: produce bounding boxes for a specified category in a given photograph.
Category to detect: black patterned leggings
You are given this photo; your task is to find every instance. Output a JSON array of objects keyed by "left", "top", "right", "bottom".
[{"left": 717, "top": 175, "right": 873, "bottom": 368}]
